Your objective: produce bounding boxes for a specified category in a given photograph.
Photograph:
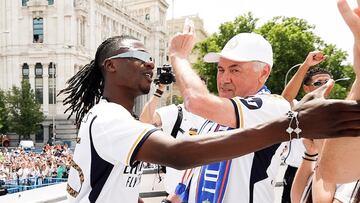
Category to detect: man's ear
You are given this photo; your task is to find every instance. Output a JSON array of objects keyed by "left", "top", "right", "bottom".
[
  {"left": 103, "top": 60, "right": 116, "bottom": 73},
  {"left": 303, "top": 85, "right": 311, "bottom": 93},
  {"left": 259, "top": 64, "right": 271, "bottom": 83}
]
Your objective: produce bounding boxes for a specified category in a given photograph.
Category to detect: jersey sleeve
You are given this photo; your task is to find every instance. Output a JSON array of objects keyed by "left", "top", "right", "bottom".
[
  {"left": 230, "top": 94, "right": 291, "bottom": 128},
  {"left": 156, "top": 104, "right": 179, "bottom": 134},
  {"left": 91, "top": 104, "right": 160, "bottom": 167}
]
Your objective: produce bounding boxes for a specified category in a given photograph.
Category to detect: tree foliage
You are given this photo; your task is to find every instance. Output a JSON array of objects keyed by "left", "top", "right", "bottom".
[
  {"left": 0, "top": 90, "right": 9, "bottom": 134},
  {"left": 193, "top": 12, "right": 258, "bottom": 93},
  {"left": 193, "top": 13, "right": 354, "bottom": 99},
  {"left": 7, "top": 80, "right": 45, "bottom": 140}
]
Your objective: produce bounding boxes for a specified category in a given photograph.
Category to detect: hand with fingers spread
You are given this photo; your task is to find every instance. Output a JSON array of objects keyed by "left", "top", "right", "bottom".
[
  {"left": 337, "top": 0, "right": 360, "bottom": 41},
  {"left": 293, "top": 79, "right": 334, "bottom": 110},
  {"left": 168, "top": 18, "right": 196, "bottom": 59},
  {"left": 293, "top": 79, "right": 360, "bottom": 139},
  {"left": 338, "top": 0, "right": 360, "bottom": 77}
]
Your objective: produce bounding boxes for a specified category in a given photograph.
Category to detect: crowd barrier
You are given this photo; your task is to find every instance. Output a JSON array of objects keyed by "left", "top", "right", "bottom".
[{"left": 1, "top": 177, "right": 67, "bottom": 195}]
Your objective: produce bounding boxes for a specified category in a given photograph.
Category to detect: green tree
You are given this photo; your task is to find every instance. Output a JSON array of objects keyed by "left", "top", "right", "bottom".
[
  {"left": 7, "top": 80, "right": 45, "bottom": 140},
  {"left": 166, "top": 95, "right": 184, "bottom": 105},
  {"left": 193, "top": 14, "right": 353, "bottom": 99},
  {"left": 0, "top": 90, "right": 10, "bottom": 134}
]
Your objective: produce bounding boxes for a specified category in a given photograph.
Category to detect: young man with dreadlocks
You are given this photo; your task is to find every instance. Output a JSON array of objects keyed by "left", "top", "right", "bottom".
[{"left": 61, "top": 35, "right": 360, "bottom": 203}]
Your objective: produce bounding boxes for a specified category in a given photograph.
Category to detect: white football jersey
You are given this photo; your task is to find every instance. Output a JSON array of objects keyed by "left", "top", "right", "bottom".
[
  {"left": 67, "top": 99, "right": 159, "bottom": 203},
  {"left": 335, "top": 180, "right": 360, "bottom": 203},
  {"left": 156, "top": 104, "right": 206, "bottom": 193},
  {"left": 185, "top": 93, "right": 291, "bottom": 203}
]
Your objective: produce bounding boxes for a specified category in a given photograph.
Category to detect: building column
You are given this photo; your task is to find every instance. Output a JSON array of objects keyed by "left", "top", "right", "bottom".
[
  {"left": 29, "top": 64, "right": 35, "bottom": 90},
  {"left": 43, "top": 124, "right": 49, "bottom": 145},
  {"left": 43, "top": 63, "right": 49, "bottom": 115}
]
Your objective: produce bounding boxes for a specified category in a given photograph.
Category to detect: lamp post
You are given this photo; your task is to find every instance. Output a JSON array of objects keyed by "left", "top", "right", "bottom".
[
  {"left": 170, "top": 0, "right": 175, "bottom": 104},
  {"left": 284, "top": 64, "right": 302, "bottom": 88},
  {"left": 51, "top": 63, "right": 56, "bottom": 144}
]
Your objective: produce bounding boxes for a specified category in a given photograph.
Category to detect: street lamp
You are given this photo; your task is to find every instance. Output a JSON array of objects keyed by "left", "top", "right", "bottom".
[
  {"left": 51, "top": 63, "right": 56, "bottom": 144},
  {"left": 284, "top": 64, "right": 302, "bottom": 88}
]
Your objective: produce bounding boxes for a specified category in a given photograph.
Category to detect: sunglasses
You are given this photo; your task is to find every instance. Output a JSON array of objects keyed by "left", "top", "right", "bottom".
[
  {"left": 108, "top": 50, "right": 153, "bottom": 63},
  {"left": 312, "top": 79, "right": 329, "bottom": 87}
]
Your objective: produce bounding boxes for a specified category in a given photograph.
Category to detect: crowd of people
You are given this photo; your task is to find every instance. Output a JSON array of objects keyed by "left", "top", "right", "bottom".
[{"left": 0, "top": 144, "right": 72, "bottom": 187}]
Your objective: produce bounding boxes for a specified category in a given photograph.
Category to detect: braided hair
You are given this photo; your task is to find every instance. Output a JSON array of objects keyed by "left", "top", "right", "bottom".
[{"left": 59, "top": 35, "right": 139, "bottom": 127}]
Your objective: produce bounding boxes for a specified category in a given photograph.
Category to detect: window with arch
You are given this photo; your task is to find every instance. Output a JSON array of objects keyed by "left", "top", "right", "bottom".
[
  {"left": 35, "top": 63, "right": 43, "bottom": 104},
  {"left": 145, "top": 14, "right": 150, "bottom": 21},
  {"left": 22, "top": 63, "right": 29, "bottom": 79},
  {"left": 48, "top": 63, "right": 56, "bottom": 104}
]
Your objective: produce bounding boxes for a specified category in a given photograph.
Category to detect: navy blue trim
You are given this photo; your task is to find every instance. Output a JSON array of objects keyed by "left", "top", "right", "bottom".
[
  {"left": 88, "top": 115, "right": 114, "bottom": 203},
  {"left": 129, "top": 128, "right": 160, "bottom": 167},
  {"left": 198, "top": 120, "right": 211, "bottom": 134},
  {"left": 230, "top": 98, "right": 240, "bottom": 128},
  {"left": 249, "top": 144, "right": 280, "bottom": 203}
]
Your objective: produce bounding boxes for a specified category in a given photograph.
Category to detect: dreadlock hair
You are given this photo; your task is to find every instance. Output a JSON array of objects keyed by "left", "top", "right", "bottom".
[
  {"left": 303, "top": 67, "right": 333, "bottom": 86},
  {"left": 59, "top": 35, "right": 139, "bottom": 127}
]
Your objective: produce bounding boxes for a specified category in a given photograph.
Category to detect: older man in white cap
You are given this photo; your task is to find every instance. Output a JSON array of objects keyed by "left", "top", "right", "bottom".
[{"left": 164, "top": 21, "right": 293, "bottom": 203}]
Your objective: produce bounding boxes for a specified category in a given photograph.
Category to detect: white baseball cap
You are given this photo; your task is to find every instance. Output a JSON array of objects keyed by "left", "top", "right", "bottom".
[{"left": 204, "top": 33, "right": 273, "bottom": 67}]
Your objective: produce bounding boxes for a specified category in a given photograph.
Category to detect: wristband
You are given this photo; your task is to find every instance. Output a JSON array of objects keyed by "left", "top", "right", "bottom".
[
  {"left": 161, "top": 199, "right": 172, "bottom": 203},
  {"left": 302, "top": 156, "right": 317, "bottom": 162},
  {"left": 304, "top": 152, "right": 318, "bottom": 157},
  {"left": 154, "top": 93, "right": 161, "bottom": 98},
  {"left": 156, "top": 89, "right": 164, "bottom": 95}
]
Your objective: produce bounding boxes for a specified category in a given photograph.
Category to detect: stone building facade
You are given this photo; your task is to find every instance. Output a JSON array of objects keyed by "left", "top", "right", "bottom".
[{"left": 0, "top": 0, "right": 169, "bottom": 146}]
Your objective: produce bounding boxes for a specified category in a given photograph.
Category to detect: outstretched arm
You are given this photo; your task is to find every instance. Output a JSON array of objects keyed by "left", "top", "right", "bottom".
[
  {"left": 282, "top": 51, "right": 326, "bottom": 106},
  {"left": 139, "top": 84, "right": 165, "bottom": 126},
  {"left": 137, "top": 83, "right": 360, "bottom": 170},
  {"left": 169, "top": 19, "right": 237, "bottom": 128},
  {"left": 318, "top": 0, "right": 360, "bottom": 184}
]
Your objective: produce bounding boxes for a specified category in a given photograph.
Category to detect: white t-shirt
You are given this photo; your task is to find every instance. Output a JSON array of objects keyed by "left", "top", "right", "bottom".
[
  {"left": 67, "top": 99, "right": 159, "bottom": 203},
  {"left": 282, "top": 138, "right": 306, "bottom": 168},
  {"left": 335, "top": 180, "right": 360, "bottom": 203},
  {"left": 184, "top": 94, "right": 291, "bottom": 203},
  {"left": 156, "top": 104, "right": 206, "bottom": 193}
]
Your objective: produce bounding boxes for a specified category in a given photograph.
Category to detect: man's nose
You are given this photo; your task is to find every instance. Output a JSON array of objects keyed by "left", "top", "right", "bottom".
[
  {"left": 144, "top": 61, "right": 154, "bottom": 70},
  {"left": 222, "top": 71, "right": 232, "bottom": 83}
]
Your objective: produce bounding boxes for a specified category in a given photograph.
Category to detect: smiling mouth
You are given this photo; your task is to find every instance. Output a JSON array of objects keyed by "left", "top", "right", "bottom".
[
  {"left": 221, "top": 88, "right": 233, "bottom": 92},
  {"left": 144, "top": 73, "right": 153, "bottom": 81}
]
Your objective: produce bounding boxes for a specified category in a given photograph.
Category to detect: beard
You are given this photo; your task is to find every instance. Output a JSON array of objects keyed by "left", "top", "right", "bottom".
[{"left": 140, "top": 84, "right": 151, "bottom": 94}]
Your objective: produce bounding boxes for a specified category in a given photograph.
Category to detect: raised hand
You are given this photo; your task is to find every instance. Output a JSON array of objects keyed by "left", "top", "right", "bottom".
[
  {"left": 303, "top": 51, "right": 326, "bottom": 67},
  {"left": 168, "top": 18, "right": 196, "bottom": 59},
  {"left": 337, "top": 0, "right": 360, "bottom": 40}
]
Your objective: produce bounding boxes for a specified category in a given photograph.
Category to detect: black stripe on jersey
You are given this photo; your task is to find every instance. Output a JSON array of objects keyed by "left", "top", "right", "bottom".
[
  {"left": 129, "top": 128, "right": 161, "bottom": 167},
  {"left": 230, "top": 98, "right": 240, "bottom": 128},
  {"left": 88, "top": 115, "right": 114, "bottom": 203},
  {"left": 249, "top": 143, "right": 281, "bottom": 203}
]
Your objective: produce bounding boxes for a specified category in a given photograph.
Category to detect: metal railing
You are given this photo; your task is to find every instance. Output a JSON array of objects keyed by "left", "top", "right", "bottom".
[{"left": 1, "top": 177, "right": 67, "bottom": 195}]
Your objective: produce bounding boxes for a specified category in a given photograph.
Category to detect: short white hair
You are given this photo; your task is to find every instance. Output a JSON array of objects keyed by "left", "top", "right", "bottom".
[{"left": 252, "top": 61, "right": 268, "bottom": 72}]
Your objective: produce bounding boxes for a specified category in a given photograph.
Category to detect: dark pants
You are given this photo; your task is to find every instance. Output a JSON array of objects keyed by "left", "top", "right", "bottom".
[{"left": 282, "top": 165, "right": 298, "bottom": 203}]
